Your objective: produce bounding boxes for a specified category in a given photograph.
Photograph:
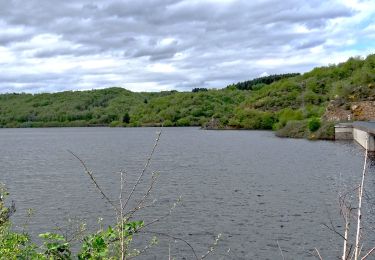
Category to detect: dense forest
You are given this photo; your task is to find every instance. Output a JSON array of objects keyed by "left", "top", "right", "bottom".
[
  {"left": 0, "top": 54, "right": 374, "bottom": 139},
  {"left": 226, "top": 73, "right": 300, "bottom": 90}
]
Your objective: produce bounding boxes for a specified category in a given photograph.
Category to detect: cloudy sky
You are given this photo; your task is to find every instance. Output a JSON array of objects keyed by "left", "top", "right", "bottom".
[{"left": 0, "top": 0, "right": 374, "bottom": 93}]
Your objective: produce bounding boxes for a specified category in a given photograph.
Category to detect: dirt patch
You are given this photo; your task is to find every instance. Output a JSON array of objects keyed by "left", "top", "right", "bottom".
[{"left": 323, "top": 101, "right": 375, "bottom": 122}]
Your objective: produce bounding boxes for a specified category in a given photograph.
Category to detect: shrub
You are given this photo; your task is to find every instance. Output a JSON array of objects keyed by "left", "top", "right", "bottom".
[
  {"left": 163, "top": 120, "right": 174, "bottom": 127},
  {"left": 122, "top": 113, "right": 130, "bottom": 124},
  {"left": 308, "top": 118, "right": 321, "bottom": 132},
  {"left": 109, "top": 121, "right": 122, "bottom": 127},
  {"left": 312, "top": 121, "right": 335, "bottom": 140},
  {"left": 276, "top": 120, "right": 308, "bottom": 138},
  {"left": 176, "top": 117, "right": 190, "bottom": 126},
  {"left": 275, "top": 108, "right": 304, "bottom": 129}
]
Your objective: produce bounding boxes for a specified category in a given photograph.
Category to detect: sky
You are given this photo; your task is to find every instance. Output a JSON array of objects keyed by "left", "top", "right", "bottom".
[{"left": 0, "top": 0, "right": 374, "bottom": 93}]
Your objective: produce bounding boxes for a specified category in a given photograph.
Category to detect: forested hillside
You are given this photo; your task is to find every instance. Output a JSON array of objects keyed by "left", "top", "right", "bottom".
[
  {"left": 0, "top": 54, "right": 374, "bottom": 139},
  {"left": 227, "top": 73, "right": 300, "bottom": 90}
]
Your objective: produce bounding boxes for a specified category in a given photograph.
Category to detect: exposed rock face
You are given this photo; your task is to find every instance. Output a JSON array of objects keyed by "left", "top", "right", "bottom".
[
  {"left": 351, "top": 101, "right": 375, "bottom": 120},
  {"left": 324, "top": 104, "right": 352, "bottom": 122},
  {"left": 324, "top": 101, "right": 375, "bottom": 122}
]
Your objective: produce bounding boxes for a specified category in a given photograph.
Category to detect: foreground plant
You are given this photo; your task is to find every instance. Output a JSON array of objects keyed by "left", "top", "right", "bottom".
[{"left": 317, "top": 137, "right": 375, "bottom": 260}]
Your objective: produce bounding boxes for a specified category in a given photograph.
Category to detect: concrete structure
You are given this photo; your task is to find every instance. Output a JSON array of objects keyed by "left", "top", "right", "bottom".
[
  {"left": 352, "top": 122, "right": 375, "bottom": 151},
  {"left": 334, "top": 123, "right": 353, "bottom": 140},
  {"left": 335, "top": 121, "right": 375, "bottom": 152}
]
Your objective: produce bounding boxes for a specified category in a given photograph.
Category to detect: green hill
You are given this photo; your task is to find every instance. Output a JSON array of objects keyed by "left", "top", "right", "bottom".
[{"left": 1, "top": 54, "right": 374, "bottom": 139}]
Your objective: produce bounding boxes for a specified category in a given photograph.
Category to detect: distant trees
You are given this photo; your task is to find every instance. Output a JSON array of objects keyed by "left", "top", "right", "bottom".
[
  {"left": 192, "top": 88, "right": 208, "bottom": 92},
  {"left": 228, "top": 73, "right": 301, "bottom": 90},
  {"left": 0, "top": 54, "right": 374, "bottom": 133}
]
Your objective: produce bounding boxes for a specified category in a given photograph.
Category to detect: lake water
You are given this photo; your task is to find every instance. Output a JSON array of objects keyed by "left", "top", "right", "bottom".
[{"left": 1, "top": 127, "right": 375, "bottom": 259}]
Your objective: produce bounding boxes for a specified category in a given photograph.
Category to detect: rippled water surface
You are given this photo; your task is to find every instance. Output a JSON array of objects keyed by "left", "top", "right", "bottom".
[{"left": 1, "top": 127, "right": 375, "bottom": 259}]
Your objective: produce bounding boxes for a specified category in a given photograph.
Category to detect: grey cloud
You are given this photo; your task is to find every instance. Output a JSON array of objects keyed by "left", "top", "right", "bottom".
[
  {"left": 33, "top": 46, "right": 99, "bottom": 58},
  {"left": 0, "top": 32, "right": 32, "bottom": 46},
  {"left": 0, "top": 71, "right": 79, "bottom": 84},
  {"left": 0, "top": 0, "right": 368, "bottom": 93},
  {"left": 125, "top": 39, "right": 181, "bottom": 60},
  {"left": 296, "top": 39, "right": 326, "bottom": 49}
]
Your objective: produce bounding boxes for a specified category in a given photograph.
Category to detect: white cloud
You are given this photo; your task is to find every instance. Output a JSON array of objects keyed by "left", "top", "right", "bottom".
[{"left": 0, "top": 47, "right": 15, "bottom": 63}]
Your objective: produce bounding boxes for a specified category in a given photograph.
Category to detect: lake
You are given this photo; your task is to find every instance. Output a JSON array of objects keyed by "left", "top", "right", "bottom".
[{"left": 1, "top": 127, "right": 375, "bottom": 259}]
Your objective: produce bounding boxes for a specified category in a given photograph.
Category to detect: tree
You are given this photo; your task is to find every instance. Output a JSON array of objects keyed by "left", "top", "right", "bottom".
[{"left": 122, "top": 113, "right": 130, "bottom": 124}]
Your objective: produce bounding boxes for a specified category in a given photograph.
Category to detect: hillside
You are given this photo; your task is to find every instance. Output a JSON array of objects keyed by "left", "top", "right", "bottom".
[{"left": 0, "top": 54, "right": 374, "bottom": 139}]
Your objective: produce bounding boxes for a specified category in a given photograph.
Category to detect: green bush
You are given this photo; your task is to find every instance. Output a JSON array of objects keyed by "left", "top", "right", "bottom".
[
  {"left": 274, "top": 108, "right": 304, "bottom": 130},
  {"left": 176, "top": 117, "right": 190, "bottom": 126},
  {"left": 163, "top": 120, "right": 174, "bottom": 127},
  {"left": 109, "top": 121, "right": 122, "bottom": 127},
  {"left": 276, "top": 120, "right": 308, "bottom": 138},
  {"left": 308, "top": 118, "right": 321, "bottom": 132},
  {"left": 312, "top": 121, "right": 335, "bottom": 140}
]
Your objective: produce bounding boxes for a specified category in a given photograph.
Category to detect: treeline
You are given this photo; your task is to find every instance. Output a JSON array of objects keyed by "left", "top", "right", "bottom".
[
  {"left": 227, "top": 73, "right": 301, "bottom": 90},
  {"left": 0, "top": 55, "right": 374, "bottom": 139}
]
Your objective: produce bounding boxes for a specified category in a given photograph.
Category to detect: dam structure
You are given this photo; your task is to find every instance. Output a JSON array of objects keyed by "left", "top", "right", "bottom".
[{"left": 335, "top": 121, "right": 375, "bottom": 152}]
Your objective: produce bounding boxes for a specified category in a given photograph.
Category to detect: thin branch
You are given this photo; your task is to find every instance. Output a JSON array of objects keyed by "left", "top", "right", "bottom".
[
  {"left": 122, "top": 130, "right": 162, "bottom": 211},
  {"left": 141, "top": 196, "right": 181, "bottom": 230},
  {"left": 68, "top": 150, "right": 119, "bottom": 214},
  {"left": 169, "top": 243, "right": 171, "bottom": 260},
  {"left": 119, "top": 170, "right": 125, "bottom": 260},
  {"left": 361, "top": 247, "right": 375, "bottom": 260},
  {"left": 277, "top": 240, "right": 285, "bottom": 260},
  {"left": 346, "top": 244, "right": 353, "bottom": 260},
  {"left": 127, "top": 236, "right": 158, "bottom": 259},
  {"left": 200, "top": 233, "right": 222, "bottom": 259},
  {"left": 314, "top": 248, "right": 323, "bottom": 260},
  {"left": 321, "top": 223, "right": 346, "bottom": 240},
  {"left": 143, "top": 230, "right": 199, "bottom": 260},
  {"left": 125, "top": 171, "right": 159, "bottom": 218}
]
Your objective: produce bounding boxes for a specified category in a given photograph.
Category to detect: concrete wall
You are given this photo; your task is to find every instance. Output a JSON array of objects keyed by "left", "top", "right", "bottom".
[
  {"left": 335, "top": 123, "right": 353, "bottom": 140},
  {"left": 335, "top": 126, "right": 353, "bottom": 140},
  {"left": 353, "top": 128, "right": 375, "bottom": 151}
]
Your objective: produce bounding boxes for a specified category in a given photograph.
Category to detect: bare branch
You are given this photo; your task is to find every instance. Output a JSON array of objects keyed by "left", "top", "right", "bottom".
[
  {"left": 200, "top": 233, "right": 222, "bottom": 259},
  {"left": 125, "top": 171, "right": 159, "bottom": 218},
  {"left": 119, "top": 170, "right": 125, "bottom": 260},
  {"left": 143, "top": 230, "right": 199, "bottom": 260},
  {"left": 141, "top": 196, "right": 182, "bottom": 230},
  {"left": 321, "top": 223, "right": 346, "bottom": 240},
  {"left": 277, "top": 240, "right": 285, "bottom": 260},
  {"left": 361, "top": 247, "right": 375, "bottom": 260},
  {"left": 68, "top": 150, "right": 119, "bottom": 214},
  {"left": 314, "top": 248, "right": 323, "bottom": 260},
  {"left": 122, "top": 130, "right": 162, "bottom": 212}
]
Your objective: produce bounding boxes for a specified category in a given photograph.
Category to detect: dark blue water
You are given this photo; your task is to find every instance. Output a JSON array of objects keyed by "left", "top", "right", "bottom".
[{"left": 1, "top": 127, "right": 375, "bottom": 259}]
